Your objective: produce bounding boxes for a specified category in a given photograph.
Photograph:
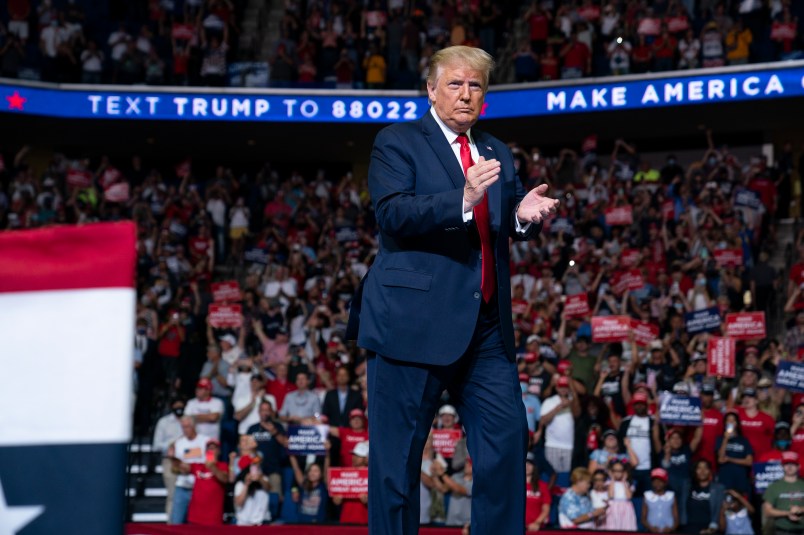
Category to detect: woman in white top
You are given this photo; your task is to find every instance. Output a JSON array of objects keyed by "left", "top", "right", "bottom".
[{"left": 233, "top": 460, "right": 271, "bottom": 525}]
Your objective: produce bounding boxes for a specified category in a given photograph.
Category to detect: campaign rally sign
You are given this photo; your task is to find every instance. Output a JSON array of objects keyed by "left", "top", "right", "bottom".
[
  {"left": 707, "top": 336, "right": 736, "bottom": 378},
  {"left": 208, "top": 304, "right": 243, "bottom": 328},
  {"left": 591, "top": 315, "right": 631, "bottom": 343},
  {"left": 714, "top": 249, "right": 743, "bottom": 268},
  {"left": 0, "top": 222, "right": 136, "bottom": 535},
  {"left": 631, "top": 319, "right": 660, "bottom": 347},
  {"left": 66, "top": 168, "right": 92, "bottom": 188},
  {"left": 432, "top": 429, "right": 463, "bottom": 459},
  {"left": 548, "top": 217, "right": 574, "bottom": 235},
  {"left": 604, "top": 206, "right": 634, "bottom": 226},
  {"left": 328, "top": 467, "right": 369, "bottom": 498},
  {"left": 104, "top": 181, "right": 130, "bottom": 203},
  {"left": 659, "top": 394, "right": 702, "bottom": 426},
  {"left": 244, "top": 247, "right": 270, "bottom": 265},
  {"left": 287, "top": 425, "right": 329, "bottom": 455},
  {"left": 685, "top": 307, "right": 722, "bottom": 334},
  {"left": 621, "top": 249, "right": 641, "bottom": 268},
  {"left": 564, "top": 293, "right": 590, "bottom": 318},
  {"left": 211, "top": 280, "right": 242, "bottom": 302},
  {"left": 775, "top": 360, "right": 804, "bottom": 393},
  {"left": 754, "top": 462, "right": 784, "bottom": 494},
  {"left": 734, "top": 188, "right": 763, "bottom": 211},
  {"left": 612, "top": 269, "right": 645, "bottom": 294},
  {"left": 725, "top": 312, "right": 766, "bottom": 340}
]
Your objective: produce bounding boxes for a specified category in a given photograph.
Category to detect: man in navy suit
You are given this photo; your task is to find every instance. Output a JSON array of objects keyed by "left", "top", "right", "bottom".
[{"left": 351, "top": 45, "right": 559, "bottom": 534}]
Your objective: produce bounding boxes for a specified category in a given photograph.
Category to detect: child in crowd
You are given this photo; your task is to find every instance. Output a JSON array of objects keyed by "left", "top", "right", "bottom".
[
  {"left": 643, "top": 468, "right": 679, "bottom": 534},
  {"left": 719, "top": 489, "right": 755, "bottom": 535},
  {"left": 589, "top": 469, "right": 609, "bottom": 529},
  {"left": 606, "top": 459, "right": 637, "bottom": 531}
]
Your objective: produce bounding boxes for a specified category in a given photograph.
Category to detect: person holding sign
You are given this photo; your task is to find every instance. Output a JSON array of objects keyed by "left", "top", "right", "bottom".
[
  {"left": 763, "top": 451, "right": 804, "bottom": 535},
  {"left": 333, "top": 440, "right": 369, "bottom": 524}
]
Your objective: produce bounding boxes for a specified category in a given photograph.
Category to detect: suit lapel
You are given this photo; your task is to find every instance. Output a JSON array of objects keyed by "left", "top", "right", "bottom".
[
  {"left": 422, "top": 111, "right": 466, "bottom": 189},
  {"left": 474, "top": 130, "right": 501, "bottom": 230}
]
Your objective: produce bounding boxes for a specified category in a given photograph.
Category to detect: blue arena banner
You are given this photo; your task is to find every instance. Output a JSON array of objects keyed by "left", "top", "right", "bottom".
[
  {"left": 775, "top": 360, "right": 804, "bottom": 393},
  {"left": 754, "top": 462, "right": 784, "bottom": 494},
  {"left": 287, "top": 425, "right": 329, "bottom": 455},
  {"left": 659, "top": 394, "right": 702, "bottom": 426},
  {"left": 2, "top": 62, "right": 804, "bottom": 123},
  {"left": 685, "top": 307, "right": 722, "bottom": 334}
]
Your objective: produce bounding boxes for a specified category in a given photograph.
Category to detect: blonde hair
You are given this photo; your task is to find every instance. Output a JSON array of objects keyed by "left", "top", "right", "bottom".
[
  {"left": 427, "top": 45, "right": 495, "bottom": 91},
  {"left": 571, "top": 467, "right": 592, "bottom": 484}
]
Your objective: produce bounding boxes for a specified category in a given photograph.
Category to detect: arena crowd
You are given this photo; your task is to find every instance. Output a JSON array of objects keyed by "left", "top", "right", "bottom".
[
  {"left": 0, "top": 0, "right": 803, "bottom": 87},
  {"left": 0, "top": 123, "right": 802, "bottom": 532}
]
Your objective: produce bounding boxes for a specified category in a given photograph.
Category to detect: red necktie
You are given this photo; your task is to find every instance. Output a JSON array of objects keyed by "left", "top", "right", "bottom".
[{"left": 457, "top": 133, "right": 495, "bottom": 303}]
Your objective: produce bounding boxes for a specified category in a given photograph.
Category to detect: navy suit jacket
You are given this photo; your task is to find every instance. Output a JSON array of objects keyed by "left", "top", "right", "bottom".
[{"left": 350, "top": 110, "right": 540, "bottom": 366}]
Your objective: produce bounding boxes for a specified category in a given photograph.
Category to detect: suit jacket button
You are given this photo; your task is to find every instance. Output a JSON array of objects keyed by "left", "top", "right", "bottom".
[{"left": 473, "top": 292, "right": 481, "bottom": 299}]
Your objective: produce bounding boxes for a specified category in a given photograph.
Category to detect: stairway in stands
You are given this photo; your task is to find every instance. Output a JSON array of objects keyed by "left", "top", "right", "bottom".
[{"left": 126, "top": 435, "right": 168, "bottom": 522}]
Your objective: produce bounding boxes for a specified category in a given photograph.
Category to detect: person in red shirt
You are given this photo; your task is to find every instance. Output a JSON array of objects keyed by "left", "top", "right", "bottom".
[
  {"left": 559, "top": 32, "right": 590, "bottom": 78},
  {"left": 187, "top": 440, "right": 229, "bottom": 526},
  {"left": 695, "top": 383, "right": 724, "bottom": 469},
  {"left": 330, "top": 408, "right": 370, "bottom": 467},
  {"left": 737, "top": 388, "right": 775, "bottom": 460},
  {"left": 652, "top": 26, "right": 677, "bottom": 71},
  {"left": 540, "top": 46, "right": 559, "bottom": 80},
  {"left": 524, "top": 1, "right": 551, "bottom": 54},
  {"left": 757, "top": 422, "right": 793, "bottom": 462},
  {"left": 525, "top": 452, "right": 551, "bottom": 531},
  {"left": 333, "top": 440, "right": 369, "bottom": 524},
  {"left": 790, "top": 402, "right": 804, "bottom": 459},
  {"left": 266, "top": 362, "right": 296, "bottom": 412}
]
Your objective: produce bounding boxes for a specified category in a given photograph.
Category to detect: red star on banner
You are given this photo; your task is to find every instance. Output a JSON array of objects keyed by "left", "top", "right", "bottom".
[
  {"left": 480, "top": 102, "right": 488, "bottom": 116},
  {"left": 6, "top": 90, "right": 26, "bottom": 110}
]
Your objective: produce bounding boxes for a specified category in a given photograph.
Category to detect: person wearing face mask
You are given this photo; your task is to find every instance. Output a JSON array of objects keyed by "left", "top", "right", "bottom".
[
  {"left": 757, "top": 422, "right": 794, "bottom": 463},
  {"left": 661, "top": 154, "right": 684, "bottom": 184},
  {"left": 153, "top": 398, "right": 187, "bottom": 520},
  {"left": 687, "top": 272, "right": 715, "bottom": 311}
]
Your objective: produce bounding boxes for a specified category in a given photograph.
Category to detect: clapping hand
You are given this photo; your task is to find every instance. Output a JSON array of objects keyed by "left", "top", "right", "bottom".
[
  {"left": 517, "top": 184, "right": 560, "bottom": 224},
  {"left": 464, "top": 156, "right": 501, "bottom": 209}
]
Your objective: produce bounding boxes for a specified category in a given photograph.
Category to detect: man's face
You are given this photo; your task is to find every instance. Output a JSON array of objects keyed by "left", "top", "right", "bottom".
[
  {"left": 427, "top": 62, "right": 485, "bottom": 133},
  {"left": 296, "top": 373, "right": 309, "bottom": 390},
  {"left": 634, "top": 402, "right": 647, "bottom": 416},
  {"left": 336, "top": 367, "right": 350, "bottom": 386},
  {"left": 742, "top": 395, "right": 757, "bottom": 409},
  {"left": 259, "top": 402, "right": 273, "bottom": 421},
  {"left": 701, "top": 393, "right": 713, "bottom": 409},
  {"left": 441, "top": 414, "right": 455, "bottom": 427},
  {"left": 350, "top": 415, "right": 364, "bottom": 430},
  {"left": 180, "top": 418, "right": 195, "bottom": 438},
  {"left": 196, "top": 386, "right": 211, "bottom": 400},
  {"left": 784, "top": 463, "right": 799, "bottom": 477}
]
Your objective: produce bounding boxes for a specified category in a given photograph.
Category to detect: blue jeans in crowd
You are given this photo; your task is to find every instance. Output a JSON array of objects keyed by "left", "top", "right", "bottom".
[{"left": 169, "top": 486, "right": 192, "bottom": 524}]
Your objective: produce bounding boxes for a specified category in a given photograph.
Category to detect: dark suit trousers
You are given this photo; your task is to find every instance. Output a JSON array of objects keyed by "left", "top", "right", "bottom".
[{"left": 366, "top": 297, "right": 527, "bottom": 534}]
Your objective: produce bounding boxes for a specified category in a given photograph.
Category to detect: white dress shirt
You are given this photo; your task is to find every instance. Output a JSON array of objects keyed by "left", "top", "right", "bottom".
[{"left": 428, "top": 107, "right": 530, "bottom": 233}]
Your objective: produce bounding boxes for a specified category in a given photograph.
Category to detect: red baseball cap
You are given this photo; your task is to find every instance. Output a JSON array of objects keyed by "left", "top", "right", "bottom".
[
  {"left": 557, "top": 376, "right": 571, "bottom": 388},
  {"left": 783, "top": 451, "right": 800, "bottom": 464},
  {"left": 349, "top": 409, "right": 365, "bottom": 419},
  {"left": 632, "top": 392, "right": 649, "bottom": 404},
  {"left": 519, "top": 373, "right": 530, "bottom": 383},
  {"left": 197, "top": 378, "right": 213, "bottom": 389},
  {"left": 650, "top": 468, "right": 668, "bottom": 481},
  {"left": 557, "top": 360, "right": 572, "bottom": 374},
  {"left": 524, "top": 352, "right": 538, "bottom": 364}
]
